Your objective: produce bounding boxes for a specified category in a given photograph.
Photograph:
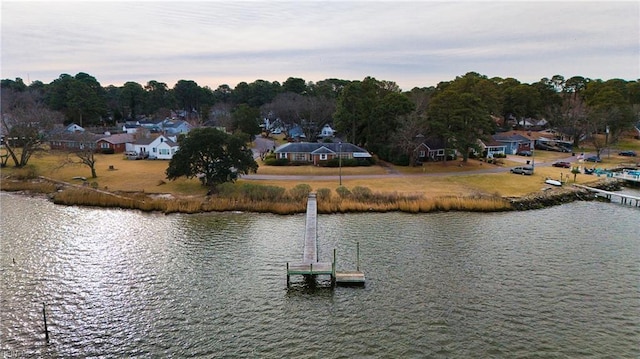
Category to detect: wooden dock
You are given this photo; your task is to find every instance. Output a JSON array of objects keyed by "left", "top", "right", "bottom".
[
  {"left": 287, "top": 193, "right": 365, "bottom": 288},
  {"left": 574, "top": 184, "right": 640, "bottom": 207}
]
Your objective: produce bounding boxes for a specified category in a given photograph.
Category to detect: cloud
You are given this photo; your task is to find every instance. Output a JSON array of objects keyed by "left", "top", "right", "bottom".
[{"left": 2, "top": 1, "right": 638, "bottom": 90}]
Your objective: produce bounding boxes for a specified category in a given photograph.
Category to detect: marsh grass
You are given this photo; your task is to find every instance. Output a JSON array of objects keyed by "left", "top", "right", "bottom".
[
  {"left": 0, "top": 179, "right": 57, "bottom": 193},
  {"left": 12, "top": 178, "right": 512, "bottom": 214}
]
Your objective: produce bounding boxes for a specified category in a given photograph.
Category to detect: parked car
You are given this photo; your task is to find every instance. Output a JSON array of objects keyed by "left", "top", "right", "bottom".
[
  {"left": 584, "top": 156, "right": 602, "bottom": 162},
  {"left": 552, "top": 161, "right": 571, "bottom": 168},
  {"left": 618, "top": 150, "right": 637, "bottom": 157},
  {"left": 516, "top": 150, "right": 532, "bottom": 156},
  {"left": 510, "top": 166, "right": 534, "bottom": 175}
]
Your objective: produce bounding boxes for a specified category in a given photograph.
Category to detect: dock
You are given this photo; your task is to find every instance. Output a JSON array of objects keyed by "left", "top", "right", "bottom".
[
  {"left": 286, "top": 193, "right": 365, "bottom": 288},
  {"left": 574, "top": 184, "right": 640, "bottom": 207}
]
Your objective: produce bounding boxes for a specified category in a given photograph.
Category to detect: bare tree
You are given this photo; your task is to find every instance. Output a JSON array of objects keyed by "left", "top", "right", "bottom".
[
  {"left": 1, "top": 89, "right": 64, "bottom": 167},
  {"left": 58, "top": 132, "right": 100, "bottom": 178}
]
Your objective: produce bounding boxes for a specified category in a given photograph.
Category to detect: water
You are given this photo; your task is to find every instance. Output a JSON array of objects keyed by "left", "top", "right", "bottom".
[{"left": 1, "top": 192, "right": 639, "bottom": 358}]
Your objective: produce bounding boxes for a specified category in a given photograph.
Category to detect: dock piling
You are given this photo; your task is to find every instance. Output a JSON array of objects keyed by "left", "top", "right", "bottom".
[{"left": 43, "top": 302, "right": 49, "bottom": 341}]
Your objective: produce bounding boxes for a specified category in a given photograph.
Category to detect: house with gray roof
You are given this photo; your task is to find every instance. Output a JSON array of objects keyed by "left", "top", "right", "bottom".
[
  {"left": 492, "top": 133, "right": 534, "bottom": 155},
  {"left": 96, "top": 133, "right": 134, "bottom": 153},
  {"left": 274, "top": 142, "right": 371, "bottom": 165},
  {"left": 162, "top": 119, "right": 192, "bottom": 135}
]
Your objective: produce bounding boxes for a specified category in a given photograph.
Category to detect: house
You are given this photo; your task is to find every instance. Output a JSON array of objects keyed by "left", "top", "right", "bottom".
[
  {"left": 48, "top": 124, "right": 100, "bottom": 151},
  {"left": 318, "top": 124, "right": 335, "bottom": 138},
  {"left": 413, "top": 137, "right": 451, "bottom": 162},
  {"left": 122, "top": 123, "right": 139, "bottom": 134},
  {"left": 64, "top": 123, "right": 85, "bottom": 133},
  {"left": 161, "top": 119, "right": 192, "bottom": 135},
  {"left": 96, "top": 133, "right": 134, "bottom": 154},
  {"left": 274, "top": 142, "right": 371, "bottom": 165},
  {"left": 478, "top": 138, "right": 507, "bottom": 158},
  {"left": 286, "top": 124, "right": 305, "bottom": 140},
  {"left": 128, "top": 135, "right": 179, "bottom": 160},
  {"left": 492, "top": 132, "right": 534, "bottom": 155},
  {"left": 138, "top": 119, "right": 164, "bottom": 132}
]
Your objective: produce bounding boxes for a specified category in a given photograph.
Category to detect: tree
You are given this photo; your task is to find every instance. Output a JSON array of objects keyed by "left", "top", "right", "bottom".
[
  {"left": 120, "top": 81, "right": 145, "bottom": 119},
  {"left": 334, "top": 77, "right": 413, "bottom": 155},
  {"left": 1, "top": 88, "right": 64, "bottom": 167},
  {"left": 502, "top": 84, "right": 542, "bottom": 128},
  {"left": 165, "top": 128, "right": 258, "bottom": 190},
  {"left": 582, "top": 79, "right": 636, "bottom": 156},
  {"left": 61, "top": 132, "right": 99, "bottom": 178},
  {"left": 428, "top": 89, "right": 494, "bottom": 162},
  {"left": 231, "top": 104, "right": 261, "bottom": 141},
  {"left": 173, "top": 79, "right": 201, "bottom": 113},
  {"left": 144, "top": 80, "right": 174, "bottom": 117},
  {"left": 282, "top": 77, "right": 308, "bottom": 94},
  {"left": 46, "top": 73, "right": 106, "bottom": 126}
]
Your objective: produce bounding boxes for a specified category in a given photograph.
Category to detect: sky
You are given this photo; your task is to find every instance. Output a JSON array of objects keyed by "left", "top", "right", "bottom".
[{"left": 1, "top": 1, "right": 639, "bottom": 91}]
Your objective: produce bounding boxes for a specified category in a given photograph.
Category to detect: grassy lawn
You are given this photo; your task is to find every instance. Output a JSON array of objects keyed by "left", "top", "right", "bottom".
[{"left": 2, "top": 135, "right": 638, "bottom": 199}]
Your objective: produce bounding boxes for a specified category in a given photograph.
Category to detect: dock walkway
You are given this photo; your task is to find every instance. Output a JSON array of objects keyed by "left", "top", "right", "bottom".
[
  {"left": 286, "top": 193, "right": 365, "bottom": 288},
  {"left": 574, "top": 184, "right": 640, "bottom": 207}
]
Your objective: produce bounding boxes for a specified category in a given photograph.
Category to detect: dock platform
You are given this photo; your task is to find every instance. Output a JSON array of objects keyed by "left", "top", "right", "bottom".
[{"left": 286, "top": 193, "right": 365, "bottom": 288}]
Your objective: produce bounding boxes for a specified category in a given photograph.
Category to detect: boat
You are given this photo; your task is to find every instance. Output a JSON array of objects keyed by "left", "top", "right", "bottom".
[{"left": 545, "top": 179, "right": 562, "bottom": 186}]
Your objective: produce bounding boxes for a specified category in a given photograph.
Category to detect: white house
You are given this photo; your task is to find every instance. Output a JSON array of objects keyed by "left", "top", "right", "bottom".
[
  {"left": 318, "top": 124, "right": 335, "bottom": 138},
  {"left": 128, "top": 135, "right": 179, "bottom": 160}
]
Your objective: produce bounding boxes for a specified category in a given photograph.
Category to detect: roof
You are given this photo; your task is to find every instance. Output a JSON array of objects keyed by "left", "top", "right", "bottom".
[
  {"left": 275, "top": 142, "right": 371, "bottom": 156},
  {"left": 492, "top": 133, "right": 531, "bottom": 142},
  {"left": 414, "top": 136, "right": 447, "bottom": 151},
  {"left": 98, "top": 133, "right": 134, "bottom": 145}
]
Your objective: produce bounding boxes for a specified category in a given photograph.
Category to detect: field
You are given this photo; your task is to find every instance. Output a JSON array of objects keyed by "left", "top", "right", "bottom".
[{"left": 2, "top": 138, "right": 638, "bottom": 200}]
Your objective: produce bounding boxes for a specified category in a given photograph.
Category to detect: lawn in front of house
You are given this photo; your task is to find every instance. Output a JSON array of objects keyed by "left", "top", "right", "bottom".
[{"left": 3, "top": 135, "right": 637, "bottom": 199}]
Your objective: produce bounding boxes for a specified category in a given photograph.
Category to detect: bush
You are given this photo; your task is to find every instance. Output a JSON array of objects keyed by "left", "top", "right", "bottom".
[
  {"left": 323, "top": 158, "right": 364, "bottom": 167},
  {"left": 217, "top": 182, "right": 286, "bottom": 201},
  {"left": 289, "top": 183, "right": 312, "bottom": 200},
  {"left": 336, "top": 186, "right": 351, "bottom": 198},
  {"left": 263, "top": 157, "right": 289, "bottom": 166},
  {"left": 10, "top": 165, "right": 39, "bottom": 180},
  {"left": 101, "top": 148, "right": 115, "bottom": 154},
  {"left": 316, "top": 188, "right": 332, "bottom": 201},
  {"left": 351, "top": 186, "right": 373, "bottom": 200}
]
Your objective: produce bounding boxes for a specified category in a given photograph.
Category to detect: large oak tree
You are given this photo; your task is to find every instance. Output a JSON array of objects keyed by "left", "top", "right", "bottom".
[{"left": 165, "top": 128, "right": 258, "bottom": 189}]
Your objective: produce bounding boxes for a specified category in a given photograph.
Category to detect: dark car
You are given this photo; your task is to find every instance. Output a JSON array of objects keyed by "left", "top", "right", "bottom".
[
  {"left": 552, "top": 161, "right": 571, "bottom": 168},
  {"left": 585, "top": 156, "right": 602, "bottom": 162},
  {"left": 516, "top": 150, "right": 532, "bottom": 156},
  {"left": 618, "top": 150, "right": 637, "bottom": 157}
]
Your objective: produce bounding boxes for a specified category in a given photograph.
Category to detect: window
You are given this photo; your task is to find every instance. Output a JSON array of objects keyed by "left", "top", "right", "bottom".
[
  {"left": 159, "top": 148, "right": 170, "bottom": 155},
  {"left": 320, "top": 154, "right": 327, "bottom": 160},
  {"left": 293, "top": 153, "right": 306, "bottom": 161},
  {"left": 419, "top": 150, "right": 426, "bottom": 158},
  {"left": 101, "top": 142, "right": 109, "bottom": 149},
  {"left": 278, "top": 153, "right": 287, "bottom": 159}
]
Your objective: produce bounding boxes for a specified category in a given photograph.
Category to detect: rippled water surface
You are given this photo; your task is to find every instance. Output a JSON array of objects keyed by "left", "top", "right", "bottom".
[{"left": 1, "top": 192, "right": 639, "bottom": 357}]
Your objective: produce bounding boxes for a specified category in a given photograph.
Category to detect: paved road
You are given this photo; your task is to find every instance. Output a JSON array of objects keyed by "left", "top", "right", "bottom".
[{"left": 242, "top": 153, "right": 581, "bottom": 181}]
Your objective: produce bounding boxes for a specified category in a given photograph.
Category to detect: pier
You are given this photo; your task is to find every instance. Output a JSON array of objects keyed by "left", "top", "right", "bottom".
[
  {"left": 574, "top": 184, "right": 640, "bottom": 207},
  {"left": 286, "top": 193, "right": 365, "bottom": 288}
]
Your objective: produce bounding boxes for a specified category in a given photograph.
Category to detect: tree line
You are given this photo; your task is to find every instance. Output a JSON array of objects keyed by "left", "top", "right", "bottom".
[{"left": 2, "top": 72, "right": 639, "bottom": 168}]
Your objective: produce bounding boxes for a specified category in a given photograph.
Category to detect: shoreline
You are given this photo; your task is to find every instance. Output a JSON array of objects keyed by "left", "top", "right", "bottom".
[{"left": 0, "top": 176, "right": 625, "bottom": 215}]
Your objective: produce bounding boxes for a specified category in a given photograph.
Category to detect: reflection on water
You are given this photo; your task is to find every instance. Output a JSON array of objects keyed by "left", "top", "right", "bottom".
[{"left": 1, "top": 192, "right": 639, "bottom": 357}]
